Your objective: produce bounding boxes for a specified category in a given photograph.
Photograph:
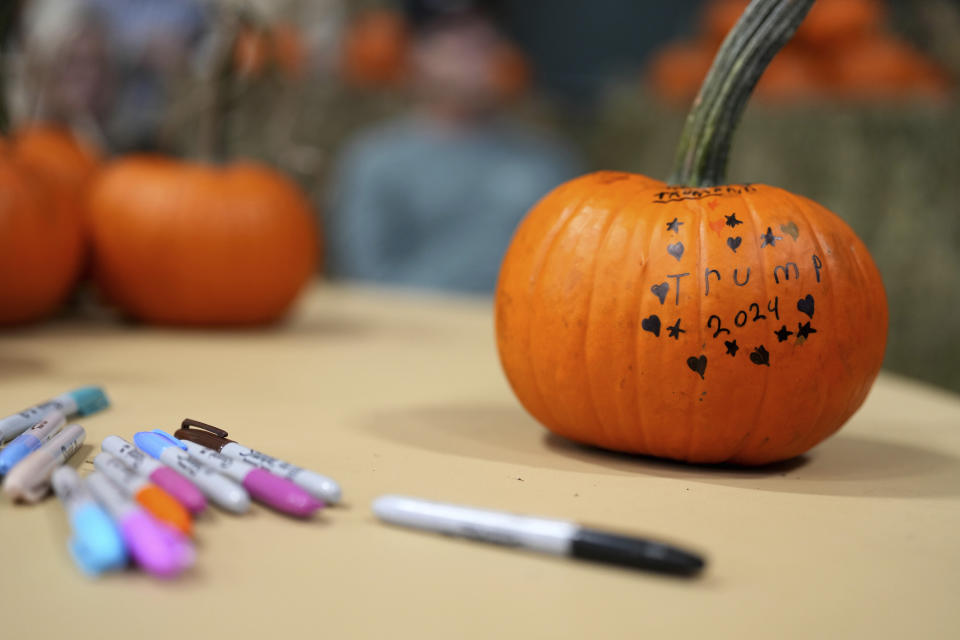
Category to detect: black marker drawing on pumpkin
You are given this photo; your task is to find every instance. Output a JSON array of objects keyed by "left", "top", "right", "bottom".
[
  {"left": 667, "top": 318, "right": 685, "bottom": 339},
  {"left": 760, "top": 227, "right": 782, "bottom": 248},
  {"left": 725, "top": 339, "right": 739, "bottom": 356},
  {"left": 687, "top": 355, "right": 707, "bottom": 379},
  {"left": 641, "top": 315, "right": 661, "bottom": 337}
]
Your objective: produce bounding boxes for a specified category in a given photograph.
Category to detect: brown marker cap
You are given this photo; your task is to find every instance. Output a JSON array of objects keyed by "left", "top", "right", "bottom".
[{"left": 175, "top": 419, "right": 235, "bottom": 451}]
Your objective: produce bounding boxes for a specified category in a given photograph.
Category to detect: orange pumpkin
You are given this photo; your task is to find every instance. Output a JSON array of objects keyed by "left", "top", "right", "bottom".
[
  {"left": 794, "top": 0, "right": 884, "bottom": 48},
  {"left": 496, "top": 0, "right": 888, "bottom": 465},
  {"left": 12, "top": 125, "right": 100, "bottom": 196},
  {"left": 704, "top": 0, "right": 884, "bottom": 49},
  {"left": 234, "top": 23, "right": 308, "bottom": 78},
  {"left": 234, "top": 26, "right": 271, "bottom": 77},
  {"left": 754, "top": 44, "right": 828, "bottom": 101},
  {"left": 0, "top": 146, "right": 85, "bottom": 325},
  {"left": 88, "top": 156, "right": 319, "bottom": 326},
  {"left": 491, "top": 42, "right": 532, "bottom": 102},
  {"left": 340, "top": 9, "right": 410, "bottom": 88},
  {"left": 646, "top": 41, "right": 715, "bottom": 104},
  {"left": 829, "top": 36, "right": 951, "bottom": 99}
]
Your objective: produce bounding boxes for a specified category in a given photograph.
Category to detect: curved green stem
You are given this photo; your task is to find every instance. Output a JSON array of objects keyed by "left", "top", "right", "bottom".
[{"left": 669, "top": 0, "right": 815, "bottom": 187}]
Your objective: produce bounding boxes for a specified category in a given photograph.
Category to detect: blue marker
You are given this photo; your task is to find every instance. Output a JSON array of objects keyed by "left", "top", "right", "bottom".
[
  {"left": 0, "top": 410, "right": 67, "bottom": 475},
  {"left": 0, "top": 387, "right": 109, "bottom": 444},
  {"left": 51, "top": 466, "right": 127, "bottom": 576},
  {"left": 134, "top": 430, "right": 250, "bottom": 513}
]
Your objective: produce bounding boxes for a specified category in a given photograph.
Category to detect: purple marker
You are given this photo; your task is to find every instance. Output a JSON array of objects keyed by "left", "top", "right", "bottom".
[
  {"left": 101, "top": 436, "right": 207, "bottom": 514},
  {"left": 86, "top": 471, "right": 194, "bottom": 578},
  {"left": 167, "top": 432, "right": 322, "bottom": 518}
]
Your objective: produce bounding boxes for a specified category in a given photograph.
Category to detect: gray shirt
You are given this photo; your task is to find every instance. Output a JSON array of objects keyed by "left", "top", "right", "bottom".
[{"left": 326, "top": 115, "right": 581, "bottom": 293}]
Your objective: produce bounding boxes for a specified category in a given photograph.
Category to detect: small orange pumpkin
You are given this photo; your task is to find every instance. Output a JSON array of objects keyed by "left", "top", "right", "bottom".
[
  {"left": 496, "top": 0, "right": 888, "bottom": 465},
  {"left": 340, "top": 9, "right": 410, "bottom": 88},
  {"left": 88, "top": 156, "right": 319, "bottom": 326},
  {"left": 829, "top": 36, "right": 951, "bottom": 100},
  {"left": 12, "top": 125, "right": 100, "bottom": 197},
  {"left": 234, "top": 23, "right": 308, "bottom": 79},
  {"left": 0, "top": 144, "right": 85, "bottom": 325},
  {"left": 646, "top": 41, "right": 715, "bottom": 104}
]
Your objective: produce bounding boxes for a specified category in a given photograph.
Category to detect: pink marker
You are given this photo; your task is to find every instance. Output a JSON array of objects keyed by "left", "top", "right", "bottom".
[
  {"left": 101, "top": 436, "right": 206, "bottom": 514},
  {"left": 178, "top": 438, "right": 323, "bottom": 517},
  {"left": 86, "top": 471, "right": 194, "bottom": 578}
]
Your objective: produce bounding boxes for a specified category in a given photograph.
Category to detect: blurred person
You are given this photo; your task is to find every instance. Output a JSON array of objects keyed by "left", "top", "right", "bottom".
[{"left": 326, "top": 2, "right": 580, "bottom": 294}]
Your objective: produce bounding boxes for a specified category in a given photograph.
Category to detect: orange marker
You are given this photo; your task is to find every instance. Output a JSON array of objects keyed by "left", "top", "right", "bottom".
[{"left": 93, "top": 452, "right": 192, "bottom": 535}]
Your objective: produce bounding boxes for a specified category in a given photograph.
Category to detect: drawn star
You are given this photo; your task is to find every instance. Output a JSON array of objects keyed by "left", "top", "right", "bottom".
[
  {"left": 724, "top": 339, "right": 739, "bottom": 356},
  {"left": 725, "top": 213, "right": 743, "bottom": 228},
  {"left": 760, "top": 226, "right": 782, "bottom": 248},
  {"left": 666, "top": 318, "right": 686, "bottom": 339},
  {"left": 796, "top": 321, "right": 817, "bottom": 339},
  {"left": 666, "top": 217, "right": 683, "bottom": 233},
  {"left": 774, "top": 325, "right": 794, "bottom": 342}
]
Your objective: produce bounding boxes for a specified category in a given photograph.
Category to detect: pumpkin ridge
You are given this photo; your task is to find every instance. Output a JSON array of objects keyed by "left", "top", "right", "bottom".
[
  {"left": 784, "top": 193, "right": 836, "bottom": 456},
  {"left": 683, "top": 200, "right": 708, "bottom": 462},
  {"left": 581, "top": 209, "right": 621, "bottom": 446},
  {"left": 583, "top": 189, "right": 645, "bottom": 448},
  {"left": 524, "top": 190, "right": 596, "bottom": 431},
  {"left": 525, "top": 188, "right": 594, "bottom": 293},
  {"left": 725, "top": 188, "right": 773, "bottom": 462},
  {"left": 625, "top": 193, "right": 655, "bottom": 453}
]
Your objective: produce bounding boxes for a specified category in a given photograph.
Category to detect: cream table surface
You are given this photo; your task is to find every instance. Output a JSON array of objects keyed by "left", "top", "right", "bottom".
[{"left": 0, "top": 283, "right": 958, "bottom": 639}]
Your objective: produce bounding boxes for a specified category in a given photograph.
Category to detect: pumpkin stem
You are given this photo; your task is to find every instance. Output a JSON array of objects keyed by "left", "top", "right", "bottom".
[{"left": 669, "top": 0, "right": 814, "bottom": 187}]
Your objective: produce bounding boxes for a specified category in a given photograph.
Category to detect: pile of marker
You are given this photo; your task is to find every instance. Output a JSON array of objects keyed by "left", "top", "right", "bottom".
[{"left": 0, "top": 388, "right": 341, "bottom": 579}]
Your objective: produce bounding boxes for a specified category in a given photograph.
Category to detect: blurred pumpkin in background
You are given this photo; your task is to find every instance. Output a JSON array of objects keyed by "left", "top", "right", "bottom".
[
  {"left": 829, "top": 36, "right": 951, "bottom": 99},
  {"left": 646, "top": 42, "right": 716, "bottom": 104},
  {"left": 0, "top": 129, "right": 88, "bottom": 325},
  {"left": 340, "top": 8, "right": 410, "bottom": 88},
  {"left": 88, "top": 157, "right": 319, "bottom": 326},
  {"left": 234, "top": 22, "right": 308, "bottom": 79},
  {"left": 491, "top": 42, "right": 532, "bottom": 102},
  {"left": 655, "top": 0, "right": 950, "bottom": 103}
]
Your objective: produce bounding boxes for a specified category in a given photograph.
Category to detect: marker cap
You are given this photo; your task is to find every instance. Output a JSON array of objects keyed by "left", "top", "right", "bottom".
[
  {"left": 135, "top": 485, "right": 192, "bottom": 536},
  {"left": 243, "top": 468, "right": 324, "bottom": 518},
  {"left": 134, "top": 430, "right": 185, "bottom": 459},
  {"left": 0, "top": 435, "right": 42, "bottom": 475},
  {"left": 69, "top": 387, "right": 110, "bottom": 416},
  {"left": 148, "top": 467, "right": 207, "bottom": 515},
  {"left": 68, "top": 504, "right": 128, "bottom": 576},
  {"left": 119, "top": 511, "right": 194, "bottom": 578}
]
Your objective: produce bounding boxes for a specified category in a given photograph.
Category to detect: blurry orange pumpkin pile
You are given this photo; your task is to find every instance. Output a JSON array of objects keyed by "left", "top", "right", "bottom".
[
  {"left": 647, "top": 0, "right": 952, "bottom": 103},
  {"left": 339, "top": 7, "right": 531, "bottom": 101},
  {"left": 0, "top": 127, "right": 319, "bottom": 328}
]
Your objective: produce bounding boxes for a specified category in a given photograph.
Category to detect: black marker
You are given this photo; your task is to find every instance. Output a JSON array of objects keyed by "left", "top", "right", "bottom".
[{"left": 372, "top": 495, "right": 705, "bottom": 576}]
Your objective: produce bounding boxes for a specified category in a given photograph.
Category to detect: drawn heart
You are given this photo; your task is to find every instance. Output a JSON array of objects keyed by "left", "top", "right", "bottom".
[
  {"left": 780, "top": 221, "right": 799, "bottom": 240},
  {"left": 686, "top": 355, "right": 707, "bottom": 379},
  {"left": 749, "top": 345, "right": 770, "bottom": 366},
  {"left": 667, "top": 241, "right": 684, "bottom": 261},
  {"left": 641, "top": 315, "right": 661, "bottom": 337},
  {"left": 651, "top": 282, "right": 669, "bottom": 304},
  {"left": 797, "top": 294, "right": 814, "bottom": 318},
  {"left": 726, "top": 236, "right": 742, "bottom": 252}
]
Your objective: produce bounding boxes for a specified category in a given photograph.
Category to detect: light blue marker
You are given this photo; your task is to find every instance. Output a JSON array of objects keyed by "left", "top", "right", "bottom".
[
  {"left": 51, "top": 466, "right": 127, "bottom": 576},
  {"left": 0, "top": 410, "right": 67, "bottom": 475},
  {"left": 0, "top": 387, "right": 109, "bottom": 445}
]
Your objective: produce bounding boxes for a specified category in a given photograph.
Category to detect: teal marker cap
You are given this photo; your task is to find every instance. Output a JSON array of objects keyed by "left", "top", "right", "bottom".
[
  {"left": 68, "top": 504, "right": 127, "bottom": 576},
  {"left": 69, "top": 387, "right": 110, "bottom": 417}
]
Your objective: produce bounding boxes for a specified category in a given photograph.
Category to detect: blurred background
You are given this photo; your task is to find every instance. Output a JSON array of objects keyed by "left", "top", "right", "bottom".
[{"left": 1, "top": 0, "right": 958, "bottom": 391}]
